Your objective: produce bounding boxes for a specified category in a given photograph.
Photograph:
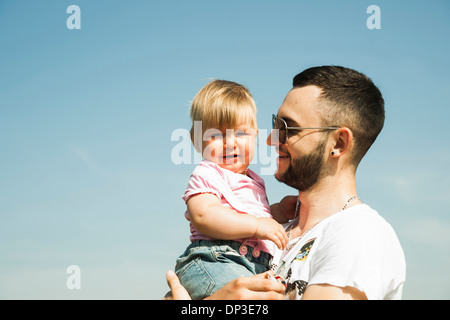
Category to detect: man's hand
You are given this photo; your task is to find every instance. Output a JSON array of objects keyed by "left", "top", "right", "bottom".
[
  {"left": 206, "top": 272, "right": 285, "bottom": 300},
  {"left": 279, "top": 195, "right": 298, "bottom": 221},
  {"left": 164, "top": 270, "right": 191, "bottom": 300},
  {"left": 164, "top": 271, "right": 285, "bottom": 300}
]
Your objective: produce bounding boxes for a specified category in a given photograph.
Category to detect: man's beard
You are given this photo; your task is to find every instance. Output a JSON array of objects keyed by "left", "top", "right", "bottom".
[{"left": 275, "top": 140, "right": 327, "bottom": 192}]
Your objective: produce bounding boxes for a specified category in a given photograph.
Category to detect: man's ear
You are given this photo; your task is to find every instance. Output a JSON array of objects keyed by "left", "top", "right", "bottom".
[{"left": 330, "top": 127, "right": 353, "bottom": 157}]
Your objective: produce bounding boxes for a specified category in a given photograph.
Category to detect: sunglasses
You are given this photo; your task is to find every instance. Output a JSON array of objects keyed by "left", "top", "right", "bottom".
[{"left": 272, "top": 114, "right": 339, "bottom": 144}]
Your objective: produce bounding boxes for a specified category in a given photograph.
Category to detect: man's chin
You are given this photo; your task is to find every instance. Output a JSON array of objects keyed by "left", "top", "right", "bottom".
[
  {"left": 274, "top": 169, "right": 287, "bottom": 184},
  {"left": 274, "top": 167, "right": 303, "bottom": 191},
  {"left": 275, "top": 159, "right": 290, "bottom": 180}
]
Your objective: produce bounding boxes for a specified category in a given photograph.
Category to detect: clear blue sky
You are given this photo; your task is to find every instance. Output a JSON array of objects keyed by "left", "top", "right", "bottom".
[{"left": 1, "top": 0, "right": 449, "bottom": 299}]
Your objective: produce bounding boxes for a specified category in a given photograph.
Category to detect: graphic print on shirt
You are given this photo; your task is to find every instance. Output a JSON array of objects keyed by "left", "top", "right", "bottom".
[
  {"left": 294, "top": 238, "right": 316, "bottom": 261},
  {"left": 285, "top": 238, "right": 316, "bottom": 299}
]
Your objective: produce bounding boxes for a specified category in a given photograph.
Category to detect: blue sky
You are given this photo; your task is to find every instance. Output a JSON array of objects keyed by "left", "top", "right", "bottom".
[{"left": 0, "top": 0, "right": 449, "bottom": 299}]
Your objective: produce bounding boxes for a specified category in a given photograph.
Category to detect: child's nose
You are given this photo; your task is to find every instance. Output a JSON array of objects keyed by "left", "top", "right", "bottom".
[{"left": 225, "top": 132, "right": 236, "bottom": 148}]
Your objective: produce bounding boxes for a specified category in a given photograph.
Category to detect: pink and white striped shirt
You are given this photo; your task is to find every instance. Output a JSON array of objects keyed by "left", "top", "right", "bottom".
[{"left": 182, "top": 160, "right": 275, "bottom": 255}]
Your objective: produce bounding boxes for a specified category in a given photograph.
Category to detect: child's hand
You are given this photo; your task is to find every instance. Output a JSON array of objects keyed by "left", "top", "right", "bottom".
[
  {"left": 254, "top": 218, "right": 288, "bottom": 250},
  {"left": 279, "top": 196, "right": 299, "bottom": 221}
]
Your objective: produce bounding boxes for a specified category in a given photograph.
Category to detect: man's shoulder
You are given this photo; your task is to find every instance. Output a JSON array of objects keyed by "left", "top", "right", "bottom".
[
  {"left": 323, "top": 204, "right": 397, "bottom": 240},
  {"left": 329, "top": 204, "right": 386, "bottom": 225}
]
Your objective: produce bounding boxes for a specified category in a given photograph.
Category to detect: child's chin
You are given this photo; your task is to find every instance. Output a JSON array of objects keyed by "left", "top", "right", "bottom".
[{"left": 218, "top": 162, "right": 247, "bottom": 174}]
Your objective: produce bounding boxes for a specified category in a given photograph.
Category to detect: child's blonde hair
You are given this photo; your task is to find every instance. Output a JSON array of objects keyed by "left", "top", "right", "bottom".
[{"left": 190, "top": 80, "right": 258, "bottom": 138}]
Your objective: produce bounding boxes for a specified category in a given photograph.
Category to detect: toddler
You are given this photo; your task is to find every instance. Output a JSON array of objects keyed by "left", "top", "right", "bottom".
[{"left": 174, "top": 80, "right": 291, "bottom": 300}]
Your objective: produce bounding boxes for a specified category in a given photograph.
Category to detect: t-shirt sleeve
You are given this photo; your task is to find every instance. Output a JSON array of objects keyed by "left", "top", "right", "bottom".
[
  {"left": 308, "top": 213, "right": 405, "bottom": 299},
  {"left": 182, "top": 172, "right": 222, "bottom": 203}
]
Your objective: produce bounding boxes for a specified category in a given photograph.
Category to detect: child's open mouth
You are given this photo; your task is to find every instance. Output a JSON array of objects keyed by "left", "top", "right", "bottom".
[{"left": 222, "top": 154, "right": 239, "bottom": 162}]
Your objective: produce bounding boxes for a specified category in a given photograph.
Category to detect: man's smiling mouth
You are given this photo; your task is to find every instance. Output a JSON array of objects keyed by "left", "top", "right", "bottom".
[{"left": 277, "top": 150, "right": 290, "bottom": 159}]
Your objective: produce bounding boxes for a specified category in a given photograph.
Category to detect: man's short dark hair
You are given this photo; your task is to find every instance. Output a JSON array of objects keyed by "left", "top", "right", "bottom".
[{"left": 293, "top": 65, "right": 385, "bottom": 165}]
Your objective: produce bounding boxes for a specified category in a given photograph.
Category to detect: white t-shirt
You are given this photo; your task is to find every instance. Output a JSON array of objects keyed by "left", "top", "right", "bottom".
[{"left": 271, "top": 204, "right": 406, "bottom": 300}]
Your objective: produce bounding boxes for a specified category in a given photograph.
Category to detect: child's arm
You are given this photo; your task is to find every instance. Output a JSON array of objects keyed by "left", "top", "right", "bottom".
[
  {"left": 270, "top": 195, "right": 299, "bottom": 223},
  {"left": 187, "top": 193, "right": 287, "bottom": 250}
]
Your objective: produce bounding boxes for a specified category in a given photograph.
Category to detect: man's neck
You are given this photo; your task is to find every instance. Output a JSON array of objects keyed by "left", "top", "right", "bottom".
[{"left": 296, "top": 173, "right": 359, "bottom": 234}]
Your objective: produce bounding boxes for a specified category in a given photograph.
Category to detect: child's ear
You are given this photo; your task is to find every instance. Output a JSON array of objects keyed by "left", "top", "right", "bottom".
[{"left": 190, "top": 128, "right": 202, "bottom": 153}]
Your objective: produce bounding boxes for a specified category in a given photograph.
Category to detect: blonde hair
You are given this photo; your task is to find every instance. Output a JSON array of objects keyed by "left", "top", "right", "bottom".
[{"left": 190, "top": 80, "right": 258, "bottom": 135}]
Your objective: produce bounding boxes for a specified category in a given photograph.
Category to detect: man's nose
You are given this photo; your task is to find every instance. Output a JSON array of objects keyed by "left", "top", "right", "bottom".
[{"left": 267, "top": 129, "right": 279, "bottom": 146}]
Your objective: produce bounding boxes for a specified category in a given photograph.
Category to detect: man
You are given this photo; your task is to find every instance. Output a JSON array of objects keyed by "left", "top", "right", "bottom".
[{"left": 166, "top": 66, "right": 406, "bottom": 300}]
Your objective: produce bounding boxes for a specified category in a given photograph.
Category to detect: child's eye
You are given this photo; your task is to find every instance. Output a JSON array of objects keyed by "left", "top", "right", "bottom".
[
  {"left": 235, "top": 130, "right": 252, "bottom": 137},
  {"left": 207, "top": 133, "right": 223, "bottom": 140},
  {"left": 203, "top": 128, "right": 223, "bottom": 140}
]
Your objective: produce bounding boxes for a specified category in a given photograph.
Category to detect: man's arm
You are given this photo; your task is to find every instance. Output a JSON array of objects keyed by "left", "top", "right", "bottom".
[
  {"left": 165, "top": 270, "right": 285, "bottom": 300},
  {"left": 165, "top": 270, "right": 366, "bottom": 300},
  {"left": 302, "top": 284, "right": 367, "bottom": 300}
]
